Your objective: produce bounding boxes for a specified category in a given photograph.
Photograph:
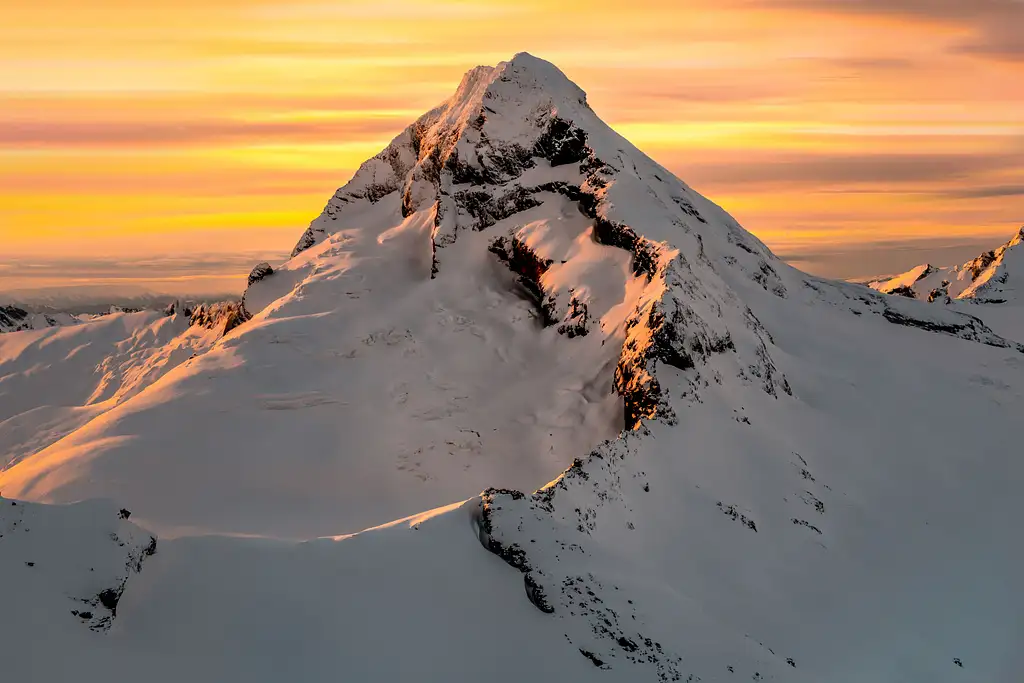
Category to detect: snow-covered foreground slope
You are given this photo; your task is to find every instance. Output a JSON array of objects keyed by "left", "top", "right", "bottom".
[
  {"left": 0, "top": 497, "right": 156, "bottom": 635},
  {"left": 869, "top": 227, "right": 1024, "bottom": 304},
  {"left": 0, "top": 308, "right": 227, "bottom": 471},
  {"left": 2, "top": 54, "right": 1022, "bottom": 682}
]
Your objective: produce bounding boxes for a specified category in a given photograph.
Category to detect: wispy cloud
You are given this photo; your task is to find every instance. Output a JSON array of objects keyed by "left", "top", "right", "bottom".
[
  {"left": 943, "top": 185, "right": 1024, "bottom": 199},
  {"left": 680, "top": 151, "right": 1023, "bottom": 189},
  {"left": 763, "top": 0, "right": 1024, "bottom": 63},
  {"left": 0, "top": 116, "right": 407, "bottom": 149}
]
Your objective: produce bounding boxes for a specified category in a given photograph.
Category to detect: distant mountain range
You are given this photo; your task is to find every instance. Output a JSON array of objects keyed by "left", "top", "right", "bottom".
[
  {"left": 869, "top": 227, "right": 1024, "bottom": 304},
  {"left": 0, "top": 305, "right": 81, "bottom": 333}
]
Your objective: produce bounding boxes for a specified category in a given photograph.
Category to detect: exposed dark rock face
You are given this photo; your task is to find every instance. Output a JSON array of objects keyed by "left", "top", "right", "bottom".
[
  {"left": 447, "top": 139, "right": 535, "bottom": 187},
  {"left": 609, "top": 255, "right": 787, "bottom": 431},
  {"left": 291, "top": 225, "right": 323, "bottom": 257},
  {"left": 98, "top": 587, "right": 120, "bottom": 611},
  {"left": 802, "top": 275, "right": 1023, "bottom": 350},
  {"left": 488, "top": 236, "right": 557, "bottom": 326},
  {"left": 967, "top": 250, "right": 998, "bottom": 280},
  {"left": 455, "top": 186, "right": 543, "bottom": 232},
  {"left": 189, "top": 301, "right": 250, "bottom": 335},
  {"left": 888, "top": 285, "right": 918, "bottom": 299},
  {"left": 479, "top": 442, "right": 689, "bottom": 681},
  {"left": 557, "top": 294, "right": 590, "bottom": 338},
  {"left": 0, "top": 305, "right": 30, "bottom": 331},
  {"left": 164, "top": 300, "right": 194, "bottom": 317},
  {"left": 475, "top": 488, "right": 554, "bottom": 614},
  {"left": 670, "top": 194, "right": 707, "bottom": 224},
  {"left": 1, "top": 305, "right": 82, "bottom": 333},
  {"left": 533, "top": 116, "right": 589, "bottom": 166},
  {"left": 880, "top": 308, "right": 1022, "bottom": 351},
  {"left": 751, "top": 258, "right": 788, "bottom": 298},
  {"left": 432, "top": 126, "right": 600, "bottom": 273},
  {"left": 247, "top": 262, "right": 274, "bottom": 287},
  {"left": 791, "top": 518, "right": 822, "bottom": 535},
  {"left": 590, "top": 217, "right": 659, "bottom": 280},
  {"left": 80, "top": 529, "right": 157, "bottom": 631},
  {"left": 718, "top": 502, "right": 758, "bottom": 532},
  {"left": 928, "top": 281, "right": 951, "bottom": 304}
]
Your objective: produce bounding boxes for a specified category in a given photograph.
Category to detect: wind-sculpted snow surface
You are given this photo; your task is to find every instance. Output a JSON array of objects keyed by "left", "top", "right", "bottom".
[
  {"left": 1, "top": 54, "right": 1022, "bottom": 682},
  {"left": 0, "top": 309, "right": 224, "bottom": 471}
]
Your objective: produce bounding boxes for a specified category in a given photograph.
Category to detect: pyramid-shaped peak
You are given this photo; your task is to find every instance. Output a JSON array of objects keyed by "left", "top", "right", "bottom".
[
  {"left": 447, "top": 53, "right": 588, "bottom": 115},
  {"left": 503, "top": 52, "right": 576, "bottom": 81},
  {"left": 496, "top": 52, "right": 588, "bottom": 105}
]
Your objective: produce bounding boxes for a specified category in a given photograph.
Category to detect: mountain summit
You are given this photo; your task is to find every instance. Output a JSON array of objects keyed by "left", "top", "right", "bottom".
[
  {"left": 287, "top": 52, "right": 596, "bottom": 262},
  {"left": 2, "top": 55, "right": 1022, "bottom": 682}
]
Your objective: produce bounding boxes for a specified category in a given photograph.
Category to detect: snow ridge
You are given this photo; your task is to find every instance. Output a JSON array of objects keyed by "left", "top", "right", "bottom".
[{"left": 869, "top": 226, "right": 1024, "bottom": 304}]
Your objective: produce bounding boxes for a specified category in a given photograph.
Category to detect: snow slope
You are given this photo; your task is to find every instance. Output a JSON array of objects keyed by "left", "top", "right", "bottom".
[
  {"left": 0, "top": 308, "right": 227, "bottom": 472},
  {"left": 869, "top": 227, "right": 1024, "bottom": 304},
  {"left": 0, "top": 497, "right": 156, "bottom": 634},
  {"left": 2, "top": 54, "right": 1022, "bottom": 682}
]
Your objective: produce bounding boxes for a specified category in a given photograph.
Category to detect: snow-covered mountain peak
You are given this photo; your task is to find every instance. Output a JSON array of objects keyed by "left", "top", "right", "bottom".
[
  {"left": 449, "top": 52, "right": 588, "bottom": 115},
  {"left": 4, "top": 55, "right": 1023, "bottom": 682},
  {"left": 869, "top": 226, "right": 1024, "bottom": 304}
]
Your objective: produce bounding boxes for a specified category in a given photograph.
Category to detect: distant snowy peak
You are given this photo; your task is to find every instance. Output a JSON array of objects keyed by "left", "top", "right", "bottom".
[
  {"left": 0, "top": 305, "right": 80, "bottom": 333},
  {"left": 2, "top": 299, "right": 249, "bottom": 336},
  {"left": 869, "top": 226, "right": 1024, "bottom": 304}
]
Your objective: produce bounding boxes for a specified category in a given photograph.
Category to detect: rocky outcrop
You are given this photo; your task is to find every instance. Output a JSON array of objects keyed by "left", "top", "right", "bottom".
[
  {"left": 927, "top": 281, "right": 952, "bottom": 304},
  {"left": 247, "top": 262, "right": 274, "bottom": 287},
  {"left": 1, "top": 305, "right": 81, "bottom": 333},
  {"left": 0, "top": 305, "right": 31, "bottom": 332},
  {"left": 1, "top": 498, "right": 157, "bottom": 633},
  {"left": 163, "top": 300, "right": 195, "bottom": 317},
  {"left": 488, "top": 235, "right": 557, "bottom": 326},
  {"left": 803, "top": 276, "right": 1024, "bottom": 351},
  {"left": 888, "top": 284, "right": 918, "bottom": 299},
  {"left": 189, "top": 301, "right": 250, "bottom": 336}
]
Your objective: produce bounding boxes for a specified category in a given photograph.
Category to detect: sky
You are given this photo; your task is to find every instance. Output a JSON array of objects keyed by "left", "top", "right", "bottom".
[{"left": 2, "top": 0, "right": 1023, "bottom": 298}]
